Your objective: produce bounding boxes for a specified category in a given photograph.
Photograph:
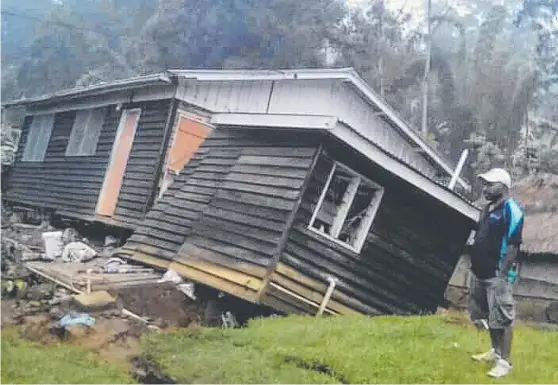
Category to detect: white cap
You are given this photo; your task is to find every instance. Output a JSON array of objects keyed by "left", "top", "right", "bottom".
[{"left": 478, "top": 168, "right": 512, "bottom": 188}]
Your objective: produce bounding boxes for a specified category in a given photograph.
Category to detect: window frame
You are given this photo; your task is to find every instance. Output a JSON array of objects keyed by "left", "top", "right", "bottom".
[
  {"left": 307, "top": 160, "right": 385, "bottom": 254},
  {"left": 65, "top": 107, "right": 106, "bottom": 157},
  {"left": 21, "top": 114, "right": 55, "bottom": 162}
]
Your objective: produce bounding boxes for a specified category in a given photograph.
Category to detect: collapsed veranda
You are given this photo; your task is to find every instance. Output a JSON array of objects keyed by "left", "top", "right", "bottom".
[{"left": 2, "top": 68, "right": 480, "bottom": 316}]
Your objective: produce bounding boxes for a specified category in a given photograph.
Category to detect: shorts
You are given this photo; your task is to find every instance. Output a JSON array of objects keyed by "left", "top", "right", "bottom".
[{"left": 468, "top": 272, "right": 516, "bottom": 329}]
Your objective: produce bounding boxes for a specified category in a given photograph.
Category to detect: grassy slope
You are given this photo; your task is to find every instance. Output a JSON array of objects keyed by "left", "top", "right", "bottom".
[
  {"left": 142, "top": 313, "right": 558, "bottom": 384},
  {"left": 1, "top": 328, "right": 135, "bottom": 384},
  {"left": 2, "top": 313, "right": 557, "bottom": 384}
]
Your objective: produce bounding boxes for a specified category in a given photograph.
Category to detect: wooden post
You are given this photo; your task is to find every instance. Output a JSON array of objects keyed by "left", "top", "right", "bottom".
[{"left": 317, "top": 276, "right": 337, "bottom": 316}]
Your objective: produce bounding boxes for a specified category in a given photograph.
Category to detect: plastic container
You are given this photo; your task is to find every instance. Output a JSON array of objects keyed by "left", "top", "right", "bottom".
[{"left": 41, "top": 231, "right": 64, "bottom": 259}]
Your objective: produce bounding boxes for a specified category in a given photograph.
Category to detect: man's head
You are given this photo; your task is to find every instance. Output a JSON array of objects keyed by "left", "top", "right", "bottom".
[{"left": 478, "top": 168, "right": 511, "bottom": 202}]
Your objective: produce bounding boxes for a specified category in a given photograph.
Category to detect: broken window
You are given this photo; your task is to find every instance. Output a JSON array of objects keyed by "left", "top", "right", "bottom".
[
  {"left": 308, "top": 162, "right": 384, "bottom": 253},
  {"left": 21, "top": 114, "right": 54, "bottom": 162},
  {"left": 66, "top": 108, "right": 106, "bottom": 156}
]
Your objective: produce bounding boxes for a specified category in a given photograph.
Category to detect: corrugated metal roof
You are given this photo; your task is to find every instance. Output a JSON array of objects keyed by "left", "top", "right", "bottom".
[
  {"left": 2, "top": 73, "right": 172, "bottom": 107},
  {"left": 168, "top": 68, "right": 470, "bottom": 191},
  {"left": 3, "top": 68, "right": 471, "bottom": 191}
]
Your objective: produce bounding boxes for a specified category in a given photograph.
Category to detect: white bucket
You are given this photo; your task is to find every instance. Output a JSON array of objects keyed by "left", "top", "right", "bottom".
[{"left": 41, "top": 231, "right": 64, "bottom": 260}]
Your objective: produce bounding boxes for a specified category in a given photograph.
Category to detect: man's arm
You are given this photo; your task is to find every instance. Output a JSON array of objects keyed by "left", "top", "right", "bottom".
[
  {"left": 501, "top": 200, "right": 524, "bottom": 279},
  {"left": 501, "top": 244, "right": 519, "bottom": 276}
]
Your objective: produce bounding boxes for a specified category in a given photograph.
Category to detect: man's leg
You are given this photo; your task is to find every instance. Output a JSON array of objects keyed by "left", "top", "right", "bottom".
[
  {"left": 489, "top": 328, "right": 503, "bottom": 357},
  {"left": 468, "top": 273, "right": 500, "bottom": 362},
  {"left": 500, "top": 323, "right": 513, "bottom": 360},
  {"left": 486, "top": 277, "right": 515, "bottom": 378}
]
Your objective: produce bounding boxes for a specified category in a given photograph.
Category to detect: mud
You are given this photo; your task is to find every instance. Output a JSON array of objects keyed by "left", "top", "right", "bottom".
[{"left": 109, "top": 284, "right": 204, "bottom": 329}]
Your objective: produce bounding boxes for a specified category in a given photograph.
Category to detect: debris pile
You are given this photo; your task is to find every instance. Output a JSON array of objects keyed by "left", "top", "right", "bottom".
[{"left": 1, "top": 207, "right": 280, "bottom": 361}]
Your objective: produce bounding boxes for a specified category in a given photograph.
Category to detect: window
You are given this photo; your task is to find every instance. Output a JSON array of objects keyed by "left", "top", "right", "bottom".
[
  {"left": 21, "top": 114, "right": 54, "bottom": 162},
  {"left": 65, "top": 107, "right": 106, "bottom": 156},
  {"left": 308, "top": 161, "right": 384, "bottom": 253}
]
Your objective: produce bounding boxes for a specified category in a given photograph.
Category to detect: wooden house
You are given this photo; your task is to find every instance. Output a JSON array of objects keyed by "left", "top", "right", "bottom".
[
  {"left": 3, "top": 68, "right": 480, "bottom": 316},
  {"left": 446, "top": 173, "right": 558, "bottom": 323}
]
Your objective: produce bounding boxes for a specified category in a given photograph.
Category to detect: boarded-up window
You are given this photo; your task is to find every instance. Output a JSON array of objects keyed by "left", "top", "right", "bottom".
[
  {"left": 21, "top": 114, "right": 55, "bottom": 162},
  {"left": 65, "top": 108, "right": 106, "bottom": 156},
  {"left": 157, "top": 114, "right": 212, "bottom": 199},
  {"left": 167, "top": 115, "right": 211, "bottom": 174},
  {"left": 309, "top": 161, "right": 384, "bottom": 253}
]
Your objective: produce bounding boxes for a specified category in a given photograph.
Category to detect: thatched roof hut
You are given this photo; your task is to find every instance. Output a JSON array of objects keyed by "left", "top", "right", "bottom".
[{"left": 510, "top": 173, "right": 558, "bottom": 256}]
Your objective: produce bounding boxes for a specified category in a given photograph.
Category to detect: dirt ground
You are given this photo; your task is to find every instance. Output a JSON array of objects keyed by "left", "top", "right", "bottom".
[
  {"left": 109, "top": 283, "right": 204, "bottom": 329},
  {"left": 2, "top": 294, "right": 199, "bottom": 380}
]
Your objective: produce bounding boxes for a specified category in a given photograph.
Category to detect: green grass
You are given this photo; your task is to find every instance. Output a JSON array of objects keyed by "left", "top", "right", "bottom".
[
  {"left": 141, "top": 313, "right": 558, "bottom": 384},
  {"left": 2, "top": 313, "right": 557, "bottom": 383},
  {"left": 1, "top": 328, "right": 135, "bottom": 384}
]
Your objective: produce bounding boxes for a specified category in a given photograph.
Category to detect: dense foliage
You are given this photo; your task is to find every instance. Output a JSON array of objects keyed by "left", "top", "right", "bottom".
[{"left": 1, "top": 0, "right": 557, "bottom": 179}]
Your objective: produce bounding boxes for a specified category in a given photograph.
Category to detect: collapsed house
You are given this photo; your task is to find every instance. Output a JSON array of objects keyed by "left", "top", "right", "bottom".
[
  {"left": 447, "top": 173, "right": 558, "bottom": 323},
  {"left": 2, "top": 68, "right": 480, "bottom": 316}
]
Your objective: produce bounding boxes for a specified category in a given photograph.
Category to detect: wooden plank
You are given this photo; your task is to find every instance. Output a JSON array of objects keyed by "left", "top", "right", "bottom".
[
  {"left": 274, "top": 262, "right": 382, "bottom": 315},
  {"left": 268, "top": 271, "right": 361, "bottom": 316},
  {"left": 259, "top": 293, "right": 307, "bottom": 315},
  {"left": 176, "top": 242, "right": 268, "bottom": 279},
  {"left": 224, "top": 173, "right": 305, "bottom": 189},
  {"left": 237, "top": 155, "right": 311, "bottom": 168},
  {"left": 120, "top": 250, "right": 173, "bottom": 268},
  {"left": 287, "top": 227, "right": 438, "bottom": 303},
  {"left": 194, "top": 216, "right": 282, "bottom": 246},
  {"left": 213, "top": 189, "right": 294, "bottom": 211},
  {"left": 202, "top": 206, "right": 285, "bottom": 231},
  {"left": 168, "top": 261, "right": 260, "bottom": 302},
  {"left": 188, "top": 234, "right": 276, "bottom": 262},
  {"left": 210, "top": 196, "right": 290, "bottom": 222},
  {"left": 281, "top": 252, "right": 409, "bottom": 314}
]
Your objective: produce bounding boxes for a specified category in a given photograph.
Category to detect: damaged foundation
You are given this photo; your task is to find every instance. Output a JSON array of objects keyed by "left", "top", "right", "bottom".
[{"left": 1, "top": 205, "right": 280, "bottom": 332}]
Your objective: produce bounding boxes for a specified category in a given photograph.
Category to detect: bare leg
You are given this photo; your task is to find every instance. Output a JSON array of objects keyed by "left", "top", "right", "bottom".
[{"left": 500, "top": 326, "right": 513, "bottom": 362}]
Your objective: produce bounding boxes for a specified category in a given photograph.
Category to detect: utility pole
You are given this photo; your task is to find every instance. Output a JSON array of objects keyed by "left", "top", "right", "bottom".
[{"left": 421, "top": 0, "right": 432, "bottom": 136}]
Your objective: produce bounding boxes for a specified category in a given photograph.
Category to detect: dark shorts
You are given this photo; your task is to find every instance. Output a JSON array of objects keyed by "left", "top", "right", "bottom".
[{"left": 468, "top": 272, "right": 516, "bottom": 329}]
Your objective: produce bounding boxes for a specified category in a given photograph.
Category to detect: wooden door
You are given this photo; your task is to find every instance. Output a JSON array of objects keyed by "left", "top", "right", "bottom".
[
  {"left": 96, "top": 108, "right": 141, "bottom": 217},
  {"left": 167, "top": 115, "right": 211, "bottom": 174}
]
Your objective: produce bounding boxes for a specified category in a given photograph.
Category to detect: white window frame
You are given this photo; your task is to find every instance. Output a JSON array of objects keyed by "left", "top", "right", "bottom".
[
  {"left": 307, "top": 161, "right": 385, "bottom": 253},
  {"left": 21, "top": 114, "right": 55, "bottom": 162},
  {"left": 65, "top": 107, "right": 106, "bottom": 156}
]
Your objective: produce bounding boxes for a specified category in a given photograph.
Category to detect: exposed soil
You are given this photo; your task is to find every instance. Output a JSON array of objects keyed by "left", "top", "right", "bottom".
[{"left": 109, "top": 283, "right": 204, "bottom": 329}]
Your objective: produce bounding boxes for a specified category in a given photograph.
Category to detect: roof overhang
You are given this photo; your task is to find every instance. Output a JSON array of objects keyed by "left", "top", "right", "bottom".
[
  {"left": 3, "top": 68, "right": 470, "bottom": 191},
  {"left": 210, "top": 112, "right": 338, "bottom": 130},
  {"left": 170, "top": 68, "right": 470, "bottom": 192},
  {"left": 2, "top": 73, "right": 173, "bottom": 108},
  {"left": 210, "top": 112, "right": 480, "bottom": 222}
]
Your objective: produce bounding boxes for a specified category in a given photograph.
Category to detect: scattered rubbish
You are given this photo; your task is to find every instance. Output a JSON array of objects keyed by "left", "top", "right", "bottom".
[
  {"left": 61, "top": 241, "right": 97, "bottom": 263},
  {"left": 58, "top": 313, "right": 96, "bottom": 328},
  {"left": 158, "top": 269, "right": 183, "bottom": 284},
  {"left": 177, "top": 282, "right": 196, "bottom": 300},
  {"left": 105, "top": 235, "right": 119, "bottom": 247},
  {"left": 41, "top": 231, "right": 64, "bottom": 260},
  {"left": 221, "top": 311, "right": 239, "bottom": 328},
  {"left": 122, "top": 309, "right": 150, "bottom": 324},
  {"left": 103, "top": 257, "right": 154, "bottom": 274},
  {"left": 62, "top": 227, "right": 80, "bottom": 244}
]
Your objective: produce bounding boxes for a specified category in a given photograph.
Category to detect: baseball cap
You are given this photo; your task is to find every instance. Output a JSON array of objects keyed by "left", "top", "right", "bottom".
[{"left": 477, "top": 168, "right": 512, "bottom": 188}]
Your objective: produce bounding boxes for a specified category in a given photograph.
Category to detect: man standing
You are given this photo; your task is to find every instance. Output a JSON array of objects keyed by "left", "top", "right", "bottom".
[{"left": 468, "top": 168, "right": 524, "bottom": 378}]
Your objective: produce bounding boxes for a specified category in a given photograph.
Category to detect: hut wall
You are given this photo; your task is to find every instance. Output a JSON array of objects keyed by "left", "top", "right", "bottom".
[
  {"left": 3, "top": 100, "right": 172, "bottom": 227},
  {"left": 120, "top": 128, "right": 321, "bottom": 302},
  {"left": 266, "top": 146, "right": 473, "bottom": 316}
]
